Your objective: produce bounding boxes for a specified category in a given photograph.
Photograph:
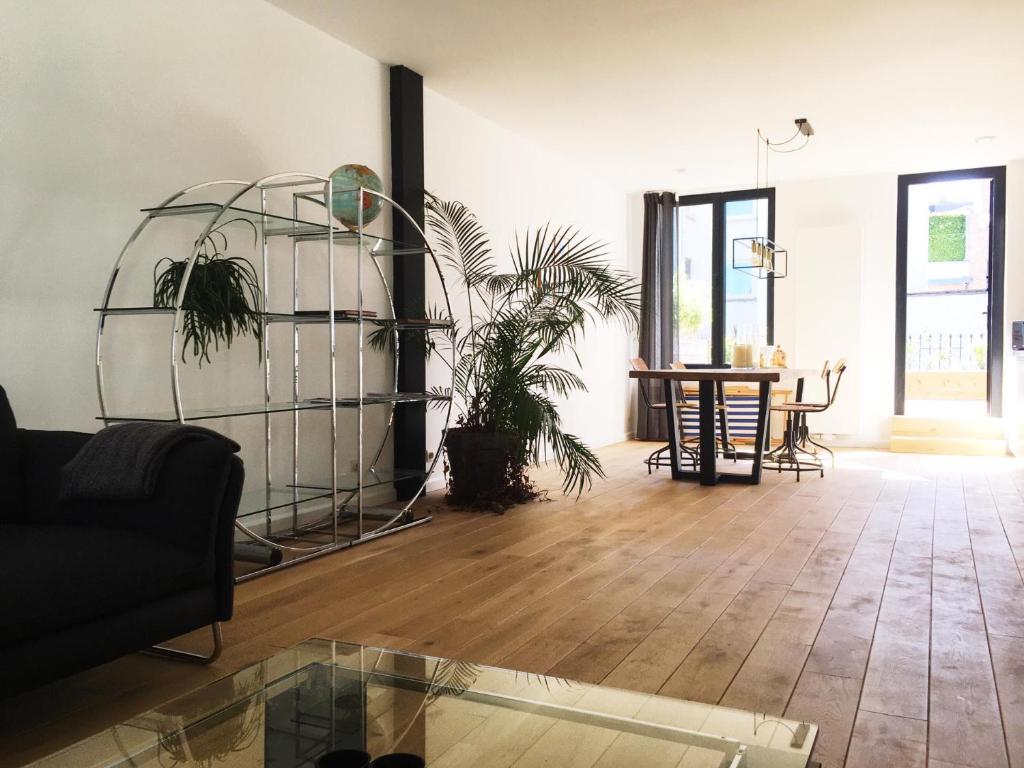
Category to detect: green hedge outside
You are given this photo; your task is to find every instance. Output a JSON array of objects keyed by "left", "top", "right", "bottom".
[{"left": 928, "top": 214, "right": 967, "bottom": 262}]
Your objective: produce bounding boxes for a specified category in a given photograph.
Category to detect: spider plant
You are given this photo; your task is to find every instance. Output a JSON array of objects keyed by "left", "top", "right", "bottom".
[
  {"left": 379, "top": 193, "right": 639, "bottom": 503},
  {"left": 153, "top": 219, "right": 264, "bottom": 366}
]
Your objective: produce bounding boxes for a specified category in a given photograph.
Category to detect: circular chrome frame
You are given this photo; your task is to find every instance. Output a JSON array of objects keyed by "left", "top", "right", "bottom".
[{"left": 96, "top": 174, "right": 455, "bottom": 568}]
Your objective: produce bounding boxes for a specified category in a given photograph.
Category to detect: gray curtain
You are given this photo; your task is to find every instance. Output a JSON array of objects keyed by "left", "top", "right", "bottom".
[{"left": 636, "top": 191, "right": 676, "bottom": 441}]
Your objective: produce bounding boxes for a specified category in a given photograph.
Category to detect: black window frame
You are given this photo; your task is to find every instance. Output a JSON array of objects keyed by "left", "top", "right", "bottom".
[
  {"left": 674, "top": 187, "right": 776, "bottom": 366},
  {"left": 894, "top": 166, "right": 1006, "bottom": 417}
]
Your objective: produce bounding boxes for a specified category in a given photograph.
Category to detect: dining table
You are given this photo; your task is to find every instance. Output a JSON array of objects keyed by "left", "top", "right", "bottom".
[{"left": 629, "top": 367, "right": 817, "bottom": 486}]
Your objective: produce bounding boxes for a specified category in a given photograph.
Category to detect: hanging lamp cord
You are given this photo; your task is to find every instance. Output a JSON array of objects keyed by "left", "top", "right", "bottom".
[{"left": 765, "top": 125, "right": 811, "bottom": 153}]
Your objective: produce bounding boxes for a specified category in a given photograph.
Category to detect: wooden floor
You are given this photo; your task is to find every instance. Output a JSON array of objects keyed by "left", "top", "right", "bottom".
[{"left": 4, "top": 441, "right": 1024, "bottom": 767}]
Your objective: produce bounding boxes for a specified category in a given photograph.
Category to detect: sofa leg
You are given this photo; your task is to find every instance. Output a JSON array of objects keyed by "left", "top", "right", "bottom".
[{"left": 143, "top": 622, "right": 223, "bottom": 665}]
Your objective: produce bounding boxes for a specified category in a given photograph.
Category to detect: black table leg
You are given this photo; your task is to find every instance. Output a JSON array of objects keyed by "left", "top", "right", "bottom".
[
  {"left": 716, "top": 380, "right": 734, "bottom": 459},
  {"left": 750, "top": 380, "right": 772, "bottom": 484},
  {"left": 698, "top": 379, "right": 718, "bottom": 485},
  {"left": 794, "top": 376, "right": 806, "bottom": 443},
  {"left": 663, "top": 379, "right": 685, "bottom": 480}
]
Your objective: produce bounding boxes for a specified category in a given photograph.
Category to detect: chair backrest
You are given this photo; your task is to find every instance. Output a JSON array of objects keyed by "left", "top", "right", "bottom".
[
  {"left": 828, "top": 358, "right": 847, "bottom": 406},
  {"left": 670, "top": 361, "right": 686, "bottom": 370},
  {"left": 820, "top": 360, "right": 830, "bottom": 380},
  {"left": 630, "top": 357, "right": 655, "bottom": 408}
]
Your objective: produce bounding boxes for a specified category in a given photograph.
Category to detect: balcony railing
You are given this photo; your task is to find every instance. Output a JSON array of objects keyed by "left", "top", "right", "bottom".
[{"left": 906, "top": 331, "right": 986, "bottom": 372}]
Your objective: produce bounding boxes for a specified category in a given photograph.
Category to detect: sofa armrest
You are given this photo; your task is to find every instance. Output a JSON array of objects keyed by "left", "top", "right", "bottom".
[{"left": 17, "top": 428, "right": 243, "bottom": 618}]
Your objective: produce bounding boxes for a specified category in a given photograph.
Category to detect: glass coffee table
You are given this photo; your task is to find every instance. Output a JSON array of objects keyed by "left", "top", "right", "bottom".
[{"left": 28, "top": 639, "right": 817, "bottom": 768}]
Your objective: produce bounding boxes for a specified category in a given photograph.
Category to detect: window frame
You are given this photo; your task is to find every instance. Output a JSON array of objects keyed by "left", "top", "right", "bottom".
[
  {"left": 674, "top": 187, "right": 776, "bottom": 366},
  {"left": 895, "top": 166, "right": 1006, "bottom": 417}
]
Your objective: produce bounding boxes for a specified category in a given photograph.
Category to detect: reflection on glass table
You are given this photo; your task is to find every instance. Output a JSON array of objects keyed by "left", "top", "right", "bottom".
[{"left": 28, "top": 639, "right": 817, "bottom": 768}]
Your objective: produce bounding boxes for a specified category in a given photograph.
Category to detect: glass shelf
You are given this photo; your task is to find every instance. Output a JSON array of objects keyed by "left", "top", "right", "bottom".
[
  {"left": 264, "top": 312, "right": 452, "bottom": 330},
  {"left": 306, "top": 392, "right": 452, "bottom": 407},
  {"left": 237, "top": 485, "right": 337, "bottom": 518},
  {"left": 101, "top": 400, "right": 330, "bottom": 423},
  {"left": 95, "top": 306, "right": 176, "bottom": 316},
  {"left": 295, "top": 468, "right": 427, "bottom": 495},
  {"left": 100, "top": 393, "right": 450, "bottom": 422},
  {"left": 94, "top": 308, "right": 451, "bottom": 331},
  {"left": 236, "top": 470, "right": 427, "bottom": 518},
  {"left": 290, "top": 230, "right": 429, "bottom": 256},
  {"left": 142, "top": 202, "right": 324, "bottom": 236},
  {"left": 140, "top": 202, "right": 428, "bottom": 254}
]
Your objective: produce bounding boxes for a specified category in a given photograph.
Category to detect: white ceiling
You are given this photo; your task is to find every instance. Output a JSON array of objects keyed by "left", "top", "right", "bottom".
[{"left": 270, "top": 0, "right": 1024, "bottom": 193}]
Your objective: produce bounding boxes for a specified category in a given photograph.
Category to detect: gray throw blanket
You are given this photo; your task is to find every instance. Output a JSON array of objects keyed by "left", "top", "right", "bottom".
[{"left": 60, "top": 422, "right": 241, "bottom": 501}]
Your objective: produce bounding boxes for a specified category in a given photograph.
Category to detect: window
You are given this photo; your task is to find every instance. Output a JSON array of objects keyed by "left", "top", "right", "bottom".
[
  {"left": 674, "top": 189, "right": 774, "bottom": 366},
  {"left": 675, "top": 203, "right": 713, "bottom": 363}
]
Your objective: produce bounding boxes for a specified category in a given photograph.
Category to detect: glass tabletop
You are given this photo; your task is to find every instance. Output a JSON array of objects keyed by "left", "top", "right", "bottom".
[{"left": 27, "top": 639, "right": 817, "bottom": 768}]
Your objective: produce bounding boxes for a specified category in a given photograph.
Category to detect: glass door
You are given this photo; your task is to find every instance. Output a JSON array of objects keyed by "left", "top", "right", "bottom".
[
  {"left": 675, "top": 190, "right": 774, "bottom": 366},
  {"left": 724, "top": 197, "right": 771, "bottom": 362},
  {"left": 896, "top": 167, "right": 1006, "bottom": 417},
  {"left": 675, "top": 203, "right": 714, "bottom": 364}
]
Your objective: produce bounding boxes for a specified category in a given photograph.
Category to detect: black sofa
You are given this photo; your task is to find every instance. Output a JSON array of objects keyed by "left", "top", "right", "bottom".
[{"left": 0, "top": 386, "right": 244, "bottom": 695}]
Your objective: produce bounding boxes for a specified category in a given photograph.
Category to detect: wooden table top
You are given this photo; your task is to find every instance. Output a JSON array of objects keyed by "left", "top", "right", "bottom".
[{"left": 630, "top": 368, "right": 784, "bottom": 382}]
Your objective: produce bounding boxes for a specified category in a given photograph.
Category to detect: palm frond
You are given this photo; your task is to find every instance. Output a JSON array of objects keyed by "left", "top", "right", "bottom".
[{"left": 425, "top": 192, "right": 496, "bottom": 292}]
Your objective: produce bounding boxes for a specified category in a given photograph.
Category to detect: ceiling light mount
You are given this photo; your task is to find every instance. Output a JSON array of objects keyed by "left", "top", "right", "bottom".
[
  {"left": 732, "top": 117, "right": 814, "bottom": 280},
  {"left": 795, "top": 118, "right": 814, "bottom": 137}
]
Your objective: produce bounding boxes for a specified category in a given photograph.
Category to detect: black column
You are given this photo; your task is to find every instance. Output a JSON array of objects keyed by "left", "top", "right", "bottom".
[{"left": 390, "top": 65, "right": 425, "bottom": 500}]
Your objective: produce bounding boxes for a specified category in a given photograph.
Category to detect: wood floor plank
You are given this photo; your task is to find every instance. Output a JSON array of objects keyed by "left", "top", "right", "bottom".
[
  {"left": 804, "top": 498, "right": 906, "bottom": 682},
  {"left": 845, "top": 710, "right": 928, "bottom": 768},
  {"left": 657, "top": 580, "right": 789, "bottom": 704},
  {"left": 921, "top": 472, "right": 1013, "bottom": 768},
  {"left": 498, "top": 554, "right": 682, "bottom": 674},
  {"left": 546, "top": 562, "right": 711, "bottom": 684},
  {"left": 4, "top": 444, "right": 1024, "bottom": 768},
  {"left": 988, "top": 633, "right": 1024, "bottom": 768},
  {"left": 785, "top": 671, "right": 862, "bottom": 768},
  {"left": 600, "top": 589, "right": 735, "bottom": 693}
]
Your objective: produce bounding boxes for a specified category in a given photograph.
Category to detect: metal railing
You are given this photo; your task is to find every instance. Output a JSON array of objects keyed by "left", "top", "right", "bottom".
[{"left": 906, "top": 331, "right": 986, "bottom": 372}]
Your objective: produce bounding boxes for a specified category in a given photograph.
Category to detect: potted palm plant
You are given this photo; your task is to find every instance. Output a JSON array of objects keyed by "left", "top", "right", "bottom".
[{"left": 418, "top": 193, "right": 640, "bottom": 508}]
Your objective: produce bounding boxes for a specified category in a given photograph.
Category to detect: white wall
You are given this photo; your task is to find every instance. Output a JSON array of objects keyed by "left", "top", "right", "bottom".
[
  {"left": 0, "top": 0, "right": 634, "bottom": 498},
  {"left": 773, "top": 174, "right": 897, "bottom": 444},
  {"left": 1002, "top": 159, "right": 1024, "bottom": 453},
  {"left": 775, "top": 167, "right": 1024, "bottom": 445},
  {"left": 0, "top": 0, "right": 389, "bottom": 433},
  {"left": 423, "top": 88, "right": 633, "bottom": 449}
]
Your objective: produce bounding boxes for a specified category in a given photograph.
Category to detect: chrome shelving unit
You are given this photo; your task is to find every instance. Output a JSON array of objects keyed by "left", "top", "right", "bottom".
[{"left": 95, "top": 173, "right": 454, "bottom": 581}]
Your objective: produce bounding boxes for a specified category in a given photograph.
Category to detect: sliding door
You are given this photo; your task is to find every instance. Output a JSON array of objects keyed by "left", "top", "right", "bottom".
[{"left": 675, "top": 189, "right": 774, "bottom": 366}]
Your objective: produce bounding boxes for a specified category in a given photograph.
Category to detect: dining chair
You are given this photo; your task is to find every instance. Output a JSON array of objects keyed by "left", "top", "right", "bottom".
[
  {"left": 763, "top": 359, "right": 846, "bottom": 481},
  {"left": 630, "top": 358, "right": 697, "bottom": 473},
  {"left": 795, "top": 359, "right": 836, "bottom": 463}
]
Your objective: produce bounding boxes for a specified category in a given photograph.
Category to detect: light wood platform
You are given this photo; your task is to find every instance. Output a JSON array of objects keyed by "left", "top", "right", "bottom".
[
  {"left": 3, "top": 442, "right": 1024, "bottom": 768},
  {"left": 891, "top": 415, "right": 1007, "bottom": 456}
]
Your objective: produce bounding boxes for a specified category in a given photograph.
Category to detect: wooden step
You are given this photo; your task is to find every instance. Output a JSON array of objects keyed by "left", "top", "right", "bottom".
[
  {"left": 889, "top": 435, "right": 1007, "bottom": 456},
  {"left": 891, "top": 415, "right": 1004, "bottom": 439}
]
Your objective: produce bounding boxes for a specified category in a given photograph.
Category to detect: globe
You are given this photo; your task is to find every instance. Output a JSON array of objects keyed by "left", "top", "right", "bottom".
[{"left": 329, "top": 164, "right": 385, "bottom": 230}]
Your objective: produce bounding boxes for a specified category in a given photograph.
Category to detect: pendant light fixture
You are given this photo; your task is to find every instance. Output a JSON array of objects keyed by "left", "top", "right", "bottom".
[{"left": 732, "top": 118, "right": 814, "bottom": 280}]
